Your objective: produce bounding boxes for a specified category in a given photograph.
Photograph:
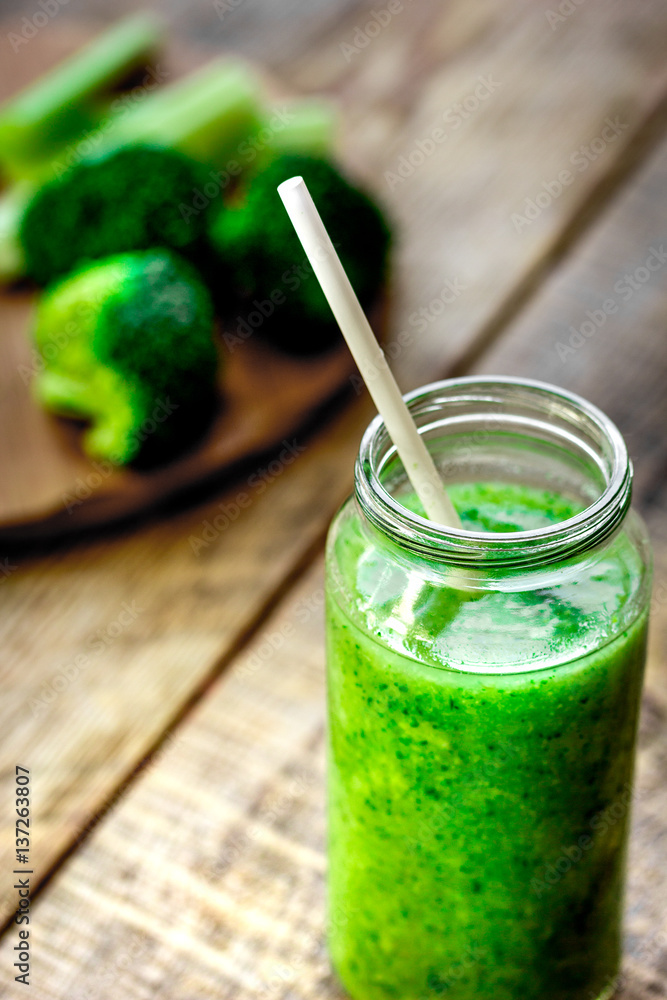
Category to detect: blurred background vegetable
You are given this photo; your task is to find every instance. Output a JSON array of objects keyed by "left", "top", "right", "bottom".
[
  {"left": 0, "top": 13, "right": 163, "bottom": 183},
  {"left": 19, "top": 145, "right": 215, "bottom": 285},
  {"left": 0, "top": 19, "right": 338, "bottom": 283},
  {"left": 210, "top": 152, "right": 391, "bottom": 354}
]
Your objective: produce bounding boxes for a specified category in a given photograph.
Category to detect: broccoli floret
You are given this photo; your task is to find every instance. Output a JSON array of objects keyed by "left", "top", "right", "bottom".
[
  {"left": 209, "top": 153, "right": 391, "bottom": 354},
  {"left": 0, "top": 55, "right": 337, "bottom": 285},
  {"left": 20, "top": 145, "right": 215, "bottom": 286},
  {"left": 32, "top": 249, "right": 219, "bottom": 467}
]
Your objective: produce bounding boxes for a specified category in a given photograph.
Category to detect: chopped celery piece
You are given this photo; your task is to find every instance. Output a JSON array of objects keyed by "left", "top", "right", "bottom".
[
  {"left": 94, "top": 59, "right": 263, "bottom": 167},
  {"left": 0, "top": 13, "right": 163, "bottom": 181},
  {"left": 256, "top": 99, "right": 337, "bottom": 162}
]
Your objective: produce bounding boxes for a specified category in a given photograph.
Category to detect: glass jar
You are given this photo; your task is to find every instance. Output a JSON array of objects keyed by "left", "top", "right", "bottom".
[{"left": 325, "top": 377, "right": 651, "bottom": 1000}]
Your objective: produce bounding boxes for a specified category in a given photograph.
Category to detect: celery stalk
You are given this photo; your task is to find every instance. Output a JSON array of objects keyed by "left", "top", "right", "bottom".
[
  {"left": 0, "top": 61, "right": 262, "bottom": 281},
  {"left": 0, "top": 13, "right": 163, "bottom": 181},
  {"left": 255, "top": 99, "right": 337, "bottom": 162},
  {"left": 93, "top": 59, "right": 263, "bottom": 167},
  {"left": 0, "top": 57, "right": 337, "bottom": 284},
  {"left": 0, "top": 184, "right": 30, "bottom": 281}
]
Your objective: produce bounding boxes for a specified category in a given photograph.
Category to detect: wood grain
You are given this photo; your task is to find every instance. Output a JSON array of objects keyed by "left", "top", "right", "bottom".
[
  {"left": 0, "top": 562, "right": 332, "bottom": 1000},
  {"left": 2, "top": 55, "right": 667, "bottom": 1000},
  {"left": 0, "top": 0, "right": 667, "bottom": 989},
  {"left": 285, "top": 0, "right": 667, "bottom": 388},
  {"left": 471, "top": 133, "right": 667, "bottom": 513}
]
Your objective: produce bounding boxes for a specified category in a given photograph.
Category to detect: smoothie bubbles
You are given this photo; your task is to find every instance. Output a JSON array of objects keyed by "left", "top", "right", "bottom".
[{"left": 278, "top": 180, "right": 652, "bottom": 1000}]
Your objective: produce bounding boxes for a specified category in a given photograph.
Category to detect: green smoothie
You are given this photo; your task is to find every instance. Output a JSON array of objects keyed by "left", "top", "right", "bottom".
[{"left": 326, "top": 482, "right": 648, "bottom": 1000}]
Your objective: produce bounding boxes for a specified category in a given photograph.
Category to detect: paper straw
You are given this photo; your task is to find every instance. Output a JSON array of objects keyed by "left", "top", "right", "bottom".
[{"left": 277, "top": 175, "right": 461, "bottom": 529}]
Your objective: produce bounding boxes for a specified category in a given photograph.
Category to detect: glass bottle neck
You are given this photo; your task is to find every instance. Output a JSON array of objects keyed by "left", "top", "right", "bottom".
[{"left": 354, "top": 377, "right": 633, "bottom": 569}]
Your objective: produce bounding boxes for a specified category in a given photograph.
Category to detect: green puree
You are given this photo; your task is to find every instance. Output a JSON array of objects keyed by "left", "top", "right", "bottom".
[{"left": 326, "top": 482, "right": 647, "bottom": 1000}]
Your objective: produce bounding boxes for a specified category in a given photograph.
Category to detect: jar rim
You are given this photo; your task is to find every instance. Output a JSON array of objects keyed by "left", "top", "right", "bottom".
[{"left": 354, "top": 376, "right": 633, "bottom": 567}]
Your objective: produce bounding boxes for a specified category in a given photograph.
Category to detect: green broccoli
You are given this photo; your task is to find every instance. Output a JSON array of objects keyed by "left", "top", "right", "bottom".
[
  {"left": 18, "top": 145, "right": 216, "bottom": 286},
  {"left": 209, "top": 153, "right": 391, "bottom": 354},
  {"left": 32, "top": 249, "right": 219, "bottom": 467},
  {"left": 0, "top": 46, "right": 337, "bottom": 284}
]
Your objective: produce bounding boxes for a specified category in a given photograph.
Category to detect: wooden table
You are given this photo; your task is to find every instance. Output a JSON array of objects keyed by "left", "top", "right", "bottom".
[{"left": 1, "top": 1, "right": 667, "bottom": 996}]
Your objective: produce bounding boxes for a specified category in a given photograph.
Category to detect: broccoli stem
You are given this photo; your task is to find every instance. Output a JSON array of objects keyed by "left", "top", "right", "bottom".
[
  {"left": 0, "top": 14, "right": 163, "bottom": 183},
  {"left": 34, "top": 367, "right": 139, "bottom": 463},
  {"left": 32, "top": 370, "right": 100, "bottom": 419}
]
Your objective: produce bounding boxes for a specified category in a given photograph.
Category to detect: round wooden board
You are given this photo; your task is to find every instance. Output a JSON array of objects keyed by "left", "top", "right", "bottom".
[{"left": 0, "top": 289, "right": 370, "bottom": 545}]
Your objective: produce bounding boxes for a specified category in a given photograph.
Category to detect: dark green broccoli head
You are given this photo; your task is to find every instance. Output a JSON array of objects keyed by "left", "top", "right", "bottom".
[
  {"left": 20, "top": 145, "right": 214, "bottom": 286},
  {"left": 33, "top": 249, "right": 219, "bottom": 467},
  {"left": 209, "top": 153, "right": 391, "bottom": 354}
]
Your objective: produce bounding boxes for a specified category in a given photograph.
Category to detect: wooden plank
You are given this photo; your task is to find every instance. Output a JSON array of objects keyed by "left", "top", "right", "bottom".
[
  {"left": 0, "top": 0, "right": 366, "bottom": 68},
  {"left": 470, "top": 133, "right": 667, "bottom": 512},
  {"left": 0, "top": 562, "right": 331, "bottom": 1000},
  {"left": 3, "top": 128, "right": 667, "bottom": 997},
  {"left": 4, "top": 0, "right": 667, "bottom": 932},
  {"left": 285, "top": 0, "right": 667, "bottom": 388}
]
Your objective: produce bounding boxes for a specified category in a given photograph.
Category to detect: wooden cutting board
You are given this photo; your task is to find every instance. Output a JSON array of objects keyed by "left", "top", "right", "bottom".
[{"left": 0, "top": 288, "right": 372, "bottom": 542}]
